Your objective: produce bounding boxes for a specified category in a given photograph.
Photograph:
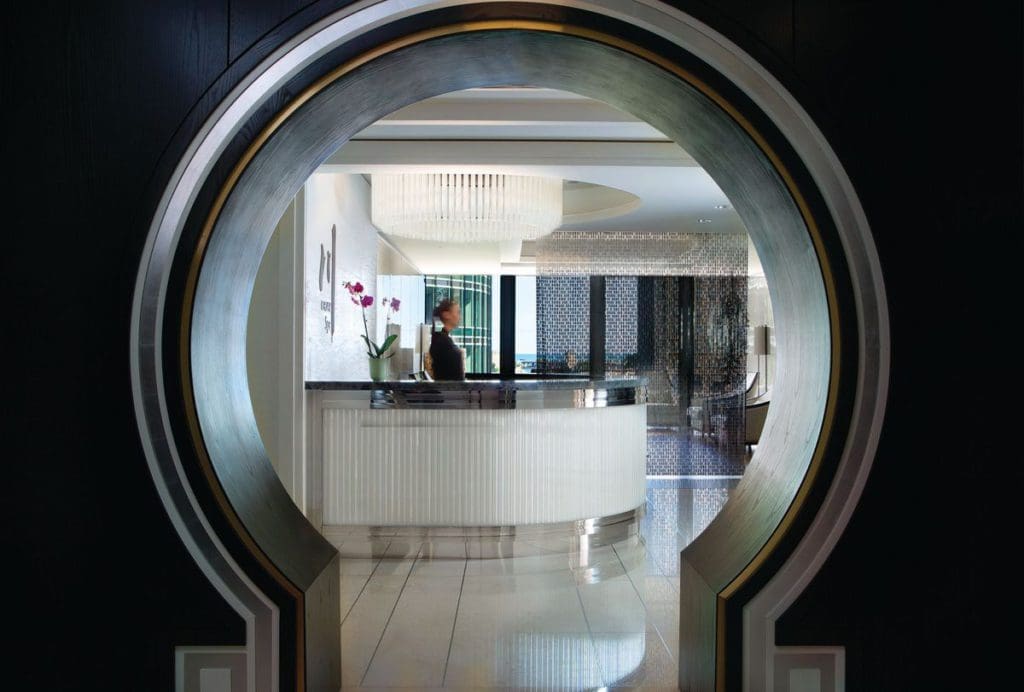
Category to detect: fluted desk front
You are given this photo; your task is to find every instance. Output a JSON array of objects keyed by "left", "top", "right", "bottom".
[{"left": 304, "top": 378, "right": 648, "bottom": 556}]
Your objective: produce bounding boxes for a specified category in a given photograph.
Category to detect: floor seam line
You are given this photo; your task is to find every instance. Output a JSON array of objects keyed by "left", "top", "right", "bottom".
[
  {"left": 340, "top": 552, "right": 385, "bottom": 627},
  {"left": 613, "top": 542, "right": 676, "bottom": 661},
  {"left": 574, "top": 570, "right": 607, "bottom": 688},
  {"left": 441, "top": 558, "right": 469, "bottom": 686},
  {"left": 358, "top": 548, "right": 421, "bottom": 687}
]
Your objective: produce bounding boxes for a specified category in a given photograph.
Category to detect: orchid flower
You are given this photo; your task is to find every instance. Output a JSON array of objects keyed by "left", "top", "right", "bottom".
[{"left": 344, "top": 279, "right": 398, "bottom": 359}]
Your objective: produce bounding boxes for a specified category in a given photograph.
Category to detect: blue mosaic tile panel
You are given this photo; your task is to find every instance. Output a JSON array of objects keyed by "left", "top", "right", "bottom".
[
  {"left": 536, "top": 275, "right": 590, "bottom": 372},
  {"left": 646, "top": 430, "right": 746, "bottom": 476},
  {"left": 605, "top": 275, "right": 638, "bottom": 377}
]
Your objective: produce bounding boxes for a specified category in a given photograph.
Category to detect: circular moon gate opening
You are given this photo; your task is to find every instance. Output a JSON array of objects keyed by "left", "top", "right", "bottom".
[{"left": 132, "top": 6, "right": 887, "bottom": 692}]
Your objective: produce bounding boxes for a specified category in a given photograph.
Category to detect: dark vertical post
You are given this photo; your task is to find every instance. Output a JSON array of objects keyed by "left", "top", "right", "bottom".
[
  {"left": 678, "top": 276, "right": 695, "bottom": 411},
  {"left": 590, "top": 275, "right": 606, "bottom": 378},
  {"left": 499, "top": 275, "right": 516, "bottom": 377}
]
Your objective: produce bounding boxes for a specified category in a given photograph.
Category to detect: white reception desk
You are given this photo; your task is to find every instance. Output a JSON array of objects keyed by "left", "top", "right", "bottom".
[{"left": 305, "top": 378, "right": 647, "bottom": 557}]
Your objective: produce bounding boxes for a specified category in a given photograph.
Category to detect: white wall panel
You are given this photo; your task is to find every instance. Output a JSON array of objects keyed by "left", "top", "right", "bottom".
[
  {"left": 320, "top": 404, "right": 647, "bottom": 525},
  {"left": 304, "top": 173, "right": 379, "bottom": 381}
]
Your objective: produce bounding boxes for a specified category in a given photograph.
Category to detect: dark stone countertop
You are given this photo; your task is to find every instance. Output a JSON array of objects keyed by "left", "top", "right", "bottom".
[{"left": 305, "top": 377, "right": 647, "bottom": 392}]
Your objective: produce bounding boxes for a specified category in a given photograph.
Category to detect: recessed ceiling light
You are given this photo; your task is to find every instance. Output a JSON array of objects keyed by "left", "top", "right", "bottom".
[
  {"left": 714, "top": 204, "right": 729, "bottom": 209},
  {"left": 698, "top": 218, "right": 712, "bottom": 224}
]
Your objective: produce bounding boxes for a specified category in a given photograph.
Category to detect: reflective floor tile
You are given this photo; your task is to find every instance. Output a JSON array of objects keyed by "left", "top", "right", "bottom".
[
  {"left": 383, "top": 540, "right": 424, "bottom": 559},
  {"left": 419, "top": 539, "right": 471, "bottom": 559},
  {"left": 339, "top": 557, "right": 382, "bottom": 576},
  {"left": 361, "top": 576, "right": 463, "bottom": 687},
  {"left": 577, "top": 579, "right": 648, "bottom": 633},
  {"left": 465, "top": 553, "right": 572, "bottom": 578},
  {"left": 339, "top": 578, "right": 371, "bottom": 620},
  {"left": 594, "top": 630, "right": 676, "bottom": 688},
  {"left": 569, "top": 544, "right": 619, "bottom": 569},
  {"left": 445, "top": 630, "right": 604, "bottom": 690},
  {"left": 465, "top": 539, "right": 528, "bottom": 560},
  {"left": 320, "top": 525, "right": 348, "bottom": 548},
  {"left": 336, "top": 477, "right": 741, "bottom": 688},
  {"left": 339, "top": 539, "right": 392, "bottom": 558},
  {"left": 410, "top": 557, "right": 469, "bottom": 577},
  {"left": 629, "top": 575, "right": 680, "bottom": 606},
  {"left": 341, "top": 572, "right": 414, "bottom": 685},
  {"left": 369, "top": 558, "right": 416, "bottom": 578},
  {"left": 454, "top": 590, "right": 588, "bottom": 633},
  {"left": 643, "top": 610, "right": 679, "bottom": 663}
]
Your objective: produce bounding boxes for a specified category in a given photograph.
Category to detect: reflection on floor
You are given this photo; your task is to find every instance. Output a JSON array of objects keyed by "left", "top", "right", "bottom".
[
  {"left": 333, "top": 477, "right": 739, "bottom": 691},
  {"left": 646, "top": 429, "right": 748, "bottom": 477}
]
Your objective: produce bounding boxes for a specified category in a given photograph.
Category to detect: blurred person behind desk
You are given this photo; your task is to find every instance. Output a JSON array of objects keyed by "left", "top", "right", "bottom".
[{"left": 427, "top": 298, "right": 465, "bottom": 380}]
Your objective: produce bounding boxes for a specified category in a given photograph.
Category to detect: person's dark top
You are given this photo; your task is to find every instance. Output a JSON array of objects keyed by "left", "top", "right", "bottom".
[{"left": 429, "top": 328, "right": 465, "bottom": 380}]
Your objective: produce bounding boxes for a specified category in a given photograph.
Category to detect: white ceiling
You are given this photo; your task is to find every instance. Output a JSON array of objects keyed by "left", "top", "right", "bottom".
[
  {"left": 319, "top": 87, "right": 754, "bottom": 274},
  {"left": 351, "top": 86, "right": 670, "bottom": 141}
]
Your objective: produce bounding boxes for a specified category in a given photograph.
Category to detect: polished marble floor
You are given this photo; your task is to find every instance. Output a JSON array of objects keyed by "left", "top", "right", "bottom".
[{"left": 332, "top": 477, "right": 739, "bottom": 691}]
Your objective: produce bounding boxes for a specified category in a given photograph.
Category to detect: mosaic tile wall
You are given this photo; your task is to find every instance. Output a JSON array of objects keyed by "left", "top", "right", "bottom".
[
  {"left": 535, "top": 232, "right": 748, "bottom": 476},
  {"left": 693, "top": 487, "right": 733, "bottom": 536},
  {"left": 535, "top": 275, "right": 590, "bottom": 373},
  {"left": 646, "top": 430, "right": 746, "bottom": 476},
  {"left": 642, "top": 484, "right": 686, "bottom": 576},
  {"left": 692, "top": 276, "right": 748, "bottom": 460},
  {"left": 636, "top": 277, "right": 682, "bottom": 426},
  {"left": 624, "top": 276, "right": 747, "bottom": 475},
  {"left": 694, "top": 276, "right": 748, "bottom": 397},
  {"left": 641, "top": 478, "right": 741, "bottom": 575},
  {"left": 535, "top": 231, "right": 747, "bottom": 276},
  {"left": 605, "top": 276, "right": 638, "bottom": 374}
]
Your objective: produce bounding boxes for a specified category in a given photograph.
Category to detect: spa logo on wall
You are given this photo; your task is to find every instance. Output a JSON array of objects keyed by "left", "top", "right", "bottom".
[{"left": 318, "top": 224, "right": 337, "bottom": 339}]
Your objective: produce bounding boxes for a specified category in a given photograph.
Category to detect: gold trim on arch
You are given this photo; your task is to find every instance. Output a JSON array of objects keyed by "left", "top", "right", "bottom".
[{"left": 179, "top": 19, "right": 843, "bottom": 692}]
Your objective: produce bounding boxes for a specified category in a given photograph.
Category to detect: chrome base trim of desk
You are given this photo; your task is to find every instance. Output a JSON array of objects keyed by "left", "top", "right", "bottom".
[
  {"left": 368, "top": 385, "right": 646, "bottom": 409},
  {"left": 322, "top": 504, "right": 646, "bottom": 559},
  {"left": 306, "top": 378, "right": 648, "bottom": 409}
]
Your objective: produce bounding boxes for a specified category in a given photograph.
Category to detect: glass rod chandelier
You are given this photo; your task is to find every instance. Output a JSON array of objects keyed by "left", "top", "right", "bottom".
[{"left": 371, "top": 173, "right": 563, "bottom": 242}]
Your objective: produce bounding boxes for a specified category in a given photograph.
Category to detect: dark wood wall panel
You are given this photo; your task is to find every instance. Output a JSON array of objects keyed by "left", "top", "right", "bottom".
[
  {"left": 229, "top": 0, "right": 316, "bottom": 61},
  {"left": 5, "top": 3, "right": 239, "bottom": 689},
  {"left": 684, "top": 0, "right": 795, "bottom": 65},
  {"left": 775, "top": 4, "right": 1021, "bottom": 689},
  {"left": 4, "top": 1, "right": 1018, "bottom": 690}
]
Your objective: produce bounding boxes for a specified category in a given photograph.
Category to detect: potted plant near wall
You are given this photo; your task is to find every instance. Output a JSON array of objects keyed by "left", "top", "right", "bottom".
[{"left": 343, "top": 280, "right": 400, "bottom": 381}]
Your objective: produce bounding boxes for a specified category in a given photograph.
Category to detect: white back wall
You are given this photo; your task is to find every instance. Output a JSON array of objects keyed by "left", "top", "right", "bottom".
[
  {"left": 375, "top": 275, "right": 425, "bottom": 349},
  {"left": 304, "top": 173, "right": 379, "bottom": 381},
  {"left": 747, "top": 238, "right": 776, "bottom": 387}
]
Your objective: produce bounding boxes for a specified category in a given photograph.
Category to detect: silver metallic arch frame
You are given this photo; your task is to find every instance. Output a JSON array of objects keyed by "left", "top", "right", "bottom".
[{"left": 130, "top": 3, "right": 888, "bottom": 691}]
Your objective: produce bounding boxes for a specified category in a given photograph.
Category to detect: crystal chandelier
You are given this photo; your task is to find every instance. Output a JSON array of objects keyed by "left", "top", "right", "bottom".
[{"left": 371, "top": 173, "right": 563, "bottom": 242}]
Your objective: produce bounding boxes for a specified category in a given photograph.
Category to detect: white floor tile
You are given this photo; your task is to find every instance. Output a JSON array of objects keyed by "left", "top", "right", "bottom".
[
  {"left": 369, "top": 558, "right": 416, "bottom": 578},
  {"left": 465, "top": 553, "right": 571, "bottom": 577},
  {"left": 578, "top": 579, "right": 649, "bottom": 633},
  {"left": 338, "top": 557, "right": 381, "bottom": 576},
  {"left": 445, "top": 630, "right": 604, "bottom": 689},
  {"left": 410, "top": 557, "right": 468, "bottom": 577},
  {"left": 340, "top": 568, "right": 414, "bottom": 684},
  {"left": 593, "top": 630, "right": 677, "bottom": 687},
  {"left": 339, "top": 578, "right": 371, "bottom": 621},
  {"left": 339, "top": 539, "right": 392, "bottom": 558},
  {"left": 361, "top": 576, "right": 462, "bottom": 687},
  {"left": 337, "top": 478, "right": 738, "bottom": 689}
]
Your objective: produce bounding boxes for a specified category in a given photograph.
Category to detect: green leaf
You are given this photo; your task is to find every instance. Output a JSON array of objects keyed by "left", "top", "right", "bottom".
[
  {"left": 359, "top": 333, "right": 400, "bottom": 359},
  {"left": 359, "top": 334, "right": 379, "bottom": 358},
  {"left": 379, "top": 333, "right": 398, "bottom": 354}
]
